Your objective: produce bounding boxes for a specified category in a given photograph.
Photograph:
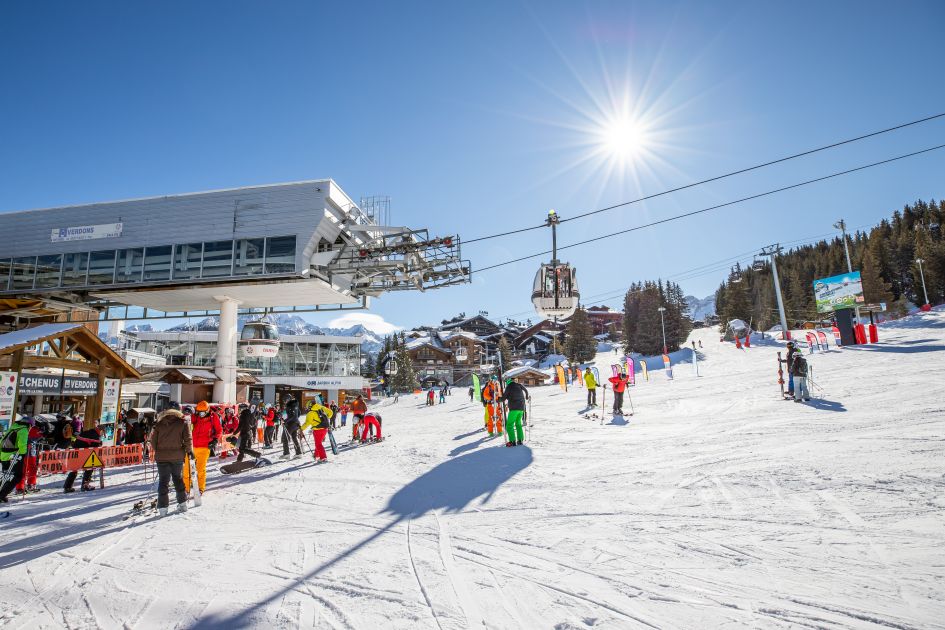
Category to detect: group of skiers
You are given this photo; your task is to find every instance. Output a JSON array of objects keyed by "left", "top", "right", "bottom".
[
  {"left": 0, "top": 391, "right": 380, "bottom": 514},
  {"left": 478, "top": 375, "right": 530, "bottom": 447},
  {"left": 780, "top": 341, "right": 811, "bottom": 402},
  {"left": 0, "top": 413, "right": 108, "bottom": 503}
]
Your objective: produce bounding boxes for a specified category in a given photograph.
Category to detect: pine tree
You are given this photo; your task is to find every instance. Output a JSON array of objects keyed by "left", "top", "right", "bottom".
[
  {"left": 389, "top": 333, "right": 419, "bottom": 392},
  {"left": 859, "top": 247, "right": 893, "bottom": 306},
  {"left": 497, "top": 336, "right": 513, "bottom": 372},
  {"left": 564, "top": 307, "right": 597, "bottom": 363}
]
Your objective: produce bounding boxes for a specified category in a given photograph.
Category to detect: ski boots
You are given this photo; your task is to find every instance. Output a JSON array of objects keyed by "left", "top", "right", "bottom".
[
  {"left": 505, "top": 441, "right": 514, "bottom": 447},
  {"left": 177, "top": 502, "right": 188, "bottom": 513},
  {"left": 81, "top": 483, "right": 95, "bottom": 492},
  {"left": 515, "top": 440, "right": 522, "bottom": 446}
]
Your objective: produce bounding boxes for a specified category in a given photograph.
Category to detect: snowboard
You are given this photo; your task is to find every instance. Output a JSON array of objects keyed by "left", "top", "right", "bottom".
[
  {"left": 328, "top": 431, "right": 338, "bottom": 455},
  {"left": 220, "top": 457, "right": 273, "bottom": 475}
]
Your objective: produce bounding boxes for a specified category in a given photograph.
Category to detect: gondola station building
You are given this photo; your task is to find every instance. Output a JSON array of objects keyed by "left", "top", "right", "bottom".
[{"left": 0, "top": 179, "right": 468, "bottom": 414}]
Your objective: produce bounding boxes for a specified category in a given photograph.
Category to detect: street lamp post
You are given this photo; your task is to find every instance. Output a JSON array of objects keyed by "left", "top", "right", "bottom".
[
  {"left": 657, "top": 306, "right": 667, "bottom": 354},
  {"left": 915, "top": 258, "right": 930, "bottom": 307}
]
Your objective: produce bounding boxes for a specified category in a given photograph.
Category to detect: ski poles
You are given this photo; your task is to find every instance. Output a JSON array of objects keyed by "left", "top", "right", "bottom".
[
  {"left": 0, "top": 453, "right": 21, "bottom": 489},
  {"left": 525, "top": 399, "right": 532, "bottom": 443},
  {"left": 600, "top": 385, "right": 607, "bottom": 425}
]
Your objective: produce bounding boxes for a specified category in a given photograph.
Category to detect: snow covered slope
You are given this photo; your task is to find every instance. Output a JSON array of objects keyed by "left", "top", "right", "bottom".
[{"left": 2, "top": 310, "right": 944, "bottom": 629}]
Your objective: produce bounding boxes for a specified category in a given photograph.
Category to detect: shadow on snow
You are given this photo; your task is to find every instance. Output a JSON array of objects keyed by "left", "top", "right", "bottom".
[{"left": 192, "top": 446, "right": 533, "bottom": 629}]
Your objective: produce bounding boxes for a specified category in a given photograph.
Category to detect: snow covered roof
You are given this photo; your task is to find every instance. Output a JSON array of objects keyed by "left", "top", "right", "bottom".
[
  {"left": 503, "top": 366, "right": 550, "bottom": 380},
  {"left": 438, "top": 330, "right": 482, "bottom": 343},
  {"left": 0, "top": 323, "right": 86, "bottom": 354},
  {"left": 405, "top": 336, "right": 451, "bottom": 353}
]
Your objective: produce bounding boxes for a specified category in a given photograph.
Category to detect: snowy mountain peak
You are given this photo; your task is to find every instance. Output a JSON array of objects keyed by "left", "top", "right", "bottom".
[{"left": 685, "top": 295, "right": 717, "bottom": 321}]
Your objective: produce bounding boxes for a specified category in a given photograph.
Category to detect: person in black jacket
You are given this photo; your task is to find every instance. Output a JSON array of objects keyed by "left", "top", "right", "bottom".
[
  {"left": 64, "top": 424, "right": 102, "bottom": 493},
  {"left": 234, "top": 404, "right": 262, "bottom": 463},
  {"left": 280, "top": 396, "right": 303, "bottom": 460},
  {"left": 500, "top": 379, "right": 530, "bottom": 447}
]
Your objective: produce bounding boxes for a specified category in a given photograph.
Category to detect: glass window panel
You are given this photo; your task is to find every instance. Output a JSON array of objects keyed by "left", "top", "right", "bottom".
[
  {"left": 143, "top": 245, "right": 173, "bottom": 282},
  {"left": 62, "top": 252, "right": 89, "bottom": 286},
  {"left": 173, "top": 242, "right": 203, "bottom": 280},
  {"left": 234, "top": 238, "right": 264, "bottom": 276},
  {"left": 202, "top": 240, "right": 233, "bottom": 277},
  {"left": 88, "top": 250, "right": 116, "bottom": 285},
  {"left": 0, "top": 259, "right": 11, "bottom": 291},
  {"left": 34, "top": 254, "right": 62, "bottom": 288},
  {"left": 265, "top": 236, "right": 296, "bottom": 273},
  {"left": 116, "top": 248, "right": 143, "bottom": 283},
  {"left": 11, "top": 257, "right": 36, "bottom": 290}
]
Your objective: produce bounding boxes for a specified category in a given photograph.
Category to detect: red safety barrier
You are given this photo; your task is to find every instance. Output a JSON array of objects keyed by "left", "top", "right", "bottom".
[
  {"left": 868, "top": 324, "right": 878, "bottom": 343},
  {"left": 854, "top": 323, "right": 867, "bottom": 344},
  {"left": 39, "top": 444, "right": 143, "bottom": 475}
]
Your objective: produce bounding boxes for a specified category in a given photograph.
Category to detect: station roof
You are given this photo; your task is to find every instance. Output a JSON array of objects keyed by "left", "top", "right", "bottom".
[{"left": 0, "top": 323, "right": 141, "bottom": 379}]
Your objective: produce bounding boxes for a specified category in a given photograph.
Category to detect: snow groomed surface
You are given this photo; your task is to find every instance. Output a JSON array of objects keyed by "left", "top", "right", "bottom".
[{"left": 2, "top": 310, "right": 944, "bottom": 629}]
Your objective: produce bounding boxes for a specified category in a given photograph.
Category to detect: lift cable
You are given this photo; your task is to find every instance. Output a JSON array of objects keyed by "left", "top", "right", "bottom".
[
  {"left": 473, "top": 143, "right": 945, "bottom": 275},
  {"left": 461, "top": 111, "right": 945, "bottom": 245}
]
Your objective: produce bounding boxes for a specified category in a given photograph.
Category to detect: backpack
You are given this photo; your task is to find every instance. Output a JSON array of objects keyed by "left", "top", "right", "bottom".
[{"left": 794, "top": 355, "right": 808, "bottom": 376}]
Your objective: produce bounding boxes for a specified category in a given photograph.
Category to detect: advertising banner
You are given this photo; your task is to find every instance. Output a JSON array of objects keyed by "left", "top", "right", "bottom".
[
  {"left": 100, "top": 378, "right": 121, "bottom": 445},
  {"left": 813, "top": 271, "right": 865, "bottom": 313},
  {"left": 50, "top": 222, "right": 123, "bottom": 242},
  {"left": 0, "top": 371, "right": 17, "bottom": 431},
  {"left": 38, "top": 444, "right": 143, "bottom": 475},
  {"left": 18, "top": 372, "right": 98, "bottom": 396}
]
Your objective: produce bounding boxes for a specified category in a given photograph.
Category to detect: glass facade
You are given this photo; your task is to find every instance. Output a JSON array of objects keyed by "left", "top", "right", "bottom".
[
  {"left": 173, "top": 243, "right": 202, "bottom": 280},
  {"left": 234, "top": 238, "right": 265, "bottom": 276},
  {"left": 62, "top": 252, "right": 89, "bottom": 286},
  {"left": 202, "top": 240, "right": 233, "bottom": 277},
  {"left": 0, "top": 259, "right": 10, "bottom": 291},
  {"left": 11, "top": 256, "right": 36, "bottom": 290},
  {"left": 35, "top": 254, "right": 62, "bottom": 288},
  {"left": 1, "top": 236, "right": 295, "bottom": 292},
  {"left": 116, "top": 248, "right": 144, "bottom": 283},
  {"left": 143, "top": 246, "right": 173, "bottom": 282},
  {"left": 132, "top": 336, "right": 359, "bottom": 378},
  {"left": 89, "top": 250, "right": 117, "bottom": 285}
]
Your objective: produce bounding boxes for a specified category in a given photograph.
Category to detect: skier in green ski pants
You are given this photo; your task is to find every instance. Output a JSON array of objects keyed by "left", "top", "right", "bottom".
[{"left": 501, "top": 379, "right": 530, "bottom": 447}]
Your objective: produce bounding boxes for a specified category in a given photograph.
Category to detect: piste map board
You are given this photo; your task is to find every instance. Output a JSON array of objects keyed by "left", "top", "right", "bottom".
[{"left": 813, "top": 271, "right": 865, "bottom": 313}]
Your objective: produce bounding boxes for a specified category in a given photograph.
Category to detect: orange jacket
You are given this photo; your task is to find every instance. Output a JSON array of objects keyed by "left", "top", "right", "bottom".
[{"left": 350, "top": 399, "right": 367, "bottom": 415}]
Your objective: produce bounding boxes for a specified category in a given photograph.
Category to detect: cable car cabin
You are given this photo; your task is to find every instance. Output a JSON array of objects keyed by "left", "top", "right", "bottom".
[
  {"left": 239, "top": 321, "right": 280, "bottom": 358},
  {"left": 532, "top": 263, "right": 580, "bottom": 320}
]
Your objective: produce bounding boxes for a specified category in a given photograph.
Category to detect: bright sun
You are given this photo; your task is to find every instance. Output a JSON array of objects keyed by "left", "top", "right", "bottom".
[{"left": 600, "top": 116, "right": 649, "bottom": 162}]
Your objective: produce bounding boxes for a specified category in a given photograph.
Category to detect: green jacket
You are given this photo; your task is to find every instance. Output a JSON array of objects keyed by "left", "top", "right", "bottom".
[
  {"left": 0, "top": 420, "right": 30, "bottom": 462},
  {"left": 583, "top": 370, "right": 597, "bottom": 390}
]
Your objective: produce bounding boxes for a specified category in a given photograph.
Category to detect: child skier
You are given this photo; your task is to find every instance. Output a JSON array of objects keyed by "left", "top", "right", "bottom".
[{"left": 791, "top": 352, "right": 811, "bottom": 402}]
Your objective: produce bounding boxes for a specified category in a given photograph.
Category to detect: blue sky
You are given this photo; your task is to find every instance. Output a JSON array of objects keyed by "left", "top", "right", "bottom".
[{"left": 2, "top": 1, "right": 943, "bottom": 332}]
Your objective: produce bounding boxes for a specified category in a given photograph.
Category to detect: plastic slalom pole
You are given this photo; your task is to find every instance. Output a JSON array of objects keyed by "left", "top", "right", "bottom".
[{"left": 190, "top": 456, "right": 202, "bottom": 507}]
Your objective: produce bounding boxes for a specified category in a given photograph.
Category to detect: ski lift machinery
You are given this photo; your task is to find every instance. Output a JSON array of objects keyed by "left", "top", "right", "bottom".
[
  {"left": 531, "top": 209, "right": 580, "bottom": 320},
  {"left": 239, "top": 318, "right": 280, "bottom": 358}
]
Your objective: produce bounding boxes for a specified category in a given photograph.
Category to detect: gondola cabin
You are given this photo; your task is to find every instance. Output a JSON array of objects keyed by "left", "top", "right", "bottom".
[
  {"left": 239, "top": 321, "right": 280, "bottom": 358},
  {"left": 531, "top": 263, "right": 580, "bottom": 320}
]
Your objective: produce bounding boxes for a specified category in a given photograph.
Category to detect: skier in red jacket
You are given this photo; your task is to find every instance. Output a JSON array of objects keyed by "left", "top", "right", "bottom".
[
  {"left": 608, "top": 370, "right": 630, "bottom": 416},
  {"left": 184, "top": 402, "right": 221, "bottom": 494}
]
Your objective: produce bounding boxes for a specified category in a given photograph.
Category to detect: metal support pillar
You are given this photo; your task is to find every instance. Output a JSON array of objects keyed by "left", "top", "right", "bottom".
[{"left": 213, "top": 296, "right": 240, "bottom": 403}]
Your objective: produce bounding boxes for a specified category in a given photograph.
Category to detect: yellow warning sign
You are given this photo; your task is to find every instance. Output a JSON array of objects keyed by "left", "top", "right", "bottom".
[{"left": 82, "top": 451, "right": 104, "bottom": 468}]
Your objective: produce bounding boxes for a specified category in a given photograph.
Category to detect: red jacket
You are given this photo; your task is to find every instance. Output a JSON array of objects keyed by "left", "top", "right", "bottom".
[
  {"left": 221, "top": 412, "right": 238, "bottom": 434},
  {"left": 608, "top": 375, "right": 628, "bottom": 393},
  {"left": 191, "top": 412, "right": 222, "bottom": 448},
  {"left": 265, "top": 408, "right": 275, "bottom": 427}
]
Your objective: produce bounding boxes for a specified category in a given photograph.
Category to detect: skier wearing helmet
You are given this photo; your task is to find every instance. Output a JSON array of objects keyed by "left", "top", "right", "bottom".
[
  {"left": 500, "top": 378, "right": 529, "bottom": 447},
  {"left": 280, "top": 395, "right": 303, "bottom": 460},
  {"left": 0, "top": 416, "right": 33, "bottom": 503},
  {"left": 184, "top": 402, "right": 220, "bottom": 495}
]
